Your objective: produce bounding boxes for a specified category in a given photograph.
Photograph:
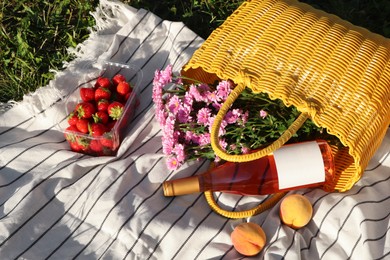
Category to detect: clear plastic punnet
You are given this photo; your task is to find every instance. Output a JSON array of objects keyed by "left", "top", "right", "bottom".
[{"left": 57, "top": 60, "right": 143, "bottom": 156}]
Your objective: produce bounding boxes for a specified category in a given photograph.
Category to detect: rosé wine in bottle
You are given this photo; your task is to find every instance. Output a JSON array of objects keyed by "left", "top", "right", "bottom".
[{"left": 163, "top": 140, "right": 335, "bottom": 196}]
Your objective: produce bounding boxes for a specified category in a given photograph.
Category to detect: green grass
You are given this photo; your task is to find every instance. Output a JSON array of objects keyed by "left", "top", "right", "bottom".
[
  {"left": 1, "top": 0, "right": 390, "bottom": 103},
  {"left": 0, "top": 0, "right": 99, "bottom": 103}
]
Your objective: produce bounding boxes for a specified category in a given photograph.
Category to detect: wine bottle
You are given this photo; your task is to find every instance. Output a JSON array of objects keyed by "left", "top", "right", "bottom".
[{"left": 163, "top": 140, "right": 335, "bottom": 196}]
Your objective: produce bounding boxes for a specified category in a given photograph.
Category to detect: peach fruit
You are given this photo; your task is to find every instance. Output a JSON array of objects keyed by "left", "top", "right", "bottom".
[
  {"left": 231, "top": 222, "right": 266, "bottom": 256},
  {"left": 279, "top": 194, "right": 313, "bottom": 229}
]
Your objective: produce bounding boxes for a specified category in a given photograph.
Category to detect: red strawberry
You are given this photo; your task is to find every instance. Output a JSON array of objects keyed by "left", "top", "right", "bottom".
[
  {"left": 69, "top": 140, "right": 83, "bottom": 152},
  {"left": 64, "top": 125, "right": 79, "bottom": 140},
  {"left": 112, "top": 74, "right": 126, "bottom": 86},
  {"left": 67, "top": 112, "right": 79, "bottom": 126},
  {"left": 80, "top": 87, "right": 95, "bottom": 102},
  {"left": 95, "top": 87, "right": 111, "bottom": 101},
  {"left": 100, "top": 134, "right": 114, "bottom": 148},
  {"left": 76, "top": 137, "right": 90, "bottom": 152},
  {"left": 97, "top": 99, "right": 109, "bottom": 111},
  {"left": 76, "top": 118, "right": 90, "bottom": 134},
  {"left": 89, "top": 139, "right": 103, "bottom": 153},
  {"left": 95, "top": 77, "right": 111, "bottom": 89},
  {"left": 107, "top": 101, "right": 124, "bottom": 120},
  {"left": 89, "top": 123, "right": 106, "bottom": 137},
  {"left": 116, "top": 81, "right": 131, "bottom": 96},
  {"left": 93, "top": 111, "right": 109, "bottom": 124},
  {"left": 124, "top": 92, "right": 133, "bottom": 102},
  {"left": 64, "top": 126, "right": 83, "bottom": 152},
  {"left": 76, "top": 102, "right": 96, "bottom": 119}
]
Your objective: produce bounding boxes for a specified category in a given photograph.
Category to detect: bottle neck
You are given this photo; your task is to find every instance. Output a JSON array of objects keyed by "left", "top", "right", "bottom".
[{"left": 163, "top": 175, "right": 201, "bottom": 196}]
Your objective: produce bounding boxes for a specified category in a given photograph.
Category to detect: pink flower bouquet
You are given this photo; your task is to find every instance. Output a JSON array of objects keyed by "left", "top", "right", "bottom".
[{"left": 152, "top": 65, "right": 334, "bottom": 170}]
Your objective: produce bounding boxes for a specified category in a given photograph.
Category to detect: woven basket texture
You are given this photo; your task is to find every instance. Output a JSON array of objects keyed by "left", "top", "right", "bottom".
[{"left": 183, "top": 0, "right": 390, "bottom": 192}]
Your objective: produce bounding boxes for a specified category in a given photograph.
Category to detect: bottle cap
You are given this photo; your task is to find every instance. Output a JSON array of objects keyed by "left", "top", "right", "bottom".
[{"left": 163, "top": 176, "right": 200, "bottom": 196}]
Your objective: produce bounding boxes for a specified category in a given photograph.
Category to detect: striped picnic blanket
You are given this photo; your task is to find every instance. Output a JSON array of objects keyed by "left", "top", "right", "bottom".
[{"left": 0, "top": 1, "right": 389, "bottom": 259}]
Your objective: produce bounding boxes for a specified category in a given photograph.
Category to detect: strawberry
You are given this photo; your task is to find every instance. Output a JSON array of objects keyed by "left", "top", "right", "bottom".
[
  {"left": 76, "top": 137, "right": 90, "bottom": 151},
  {"left": 80, "top": 87, "right": 95, "bottom": 102},
  {"left": 97, "top": 99, "right": 109, "bottom": 111},
  {"left": 112, "top": 74, "right": 126, "bottom": 86},
  {"left": 95, "top": 77, "right": 111, "bottom": 89},
  {"left": 89, "top": 123, "right": 106, "bottom": 137},
  {"left": 100, "top": 134, "right": 114, "bottom": 148},
  {"left": 124, "top": 92, "right": 133, "bottom": 102},
  {"left": 76, "top": 118, "right": 90, "bottom": 134},
  {"left": 69, "top": 140, "right": 83, "bottom": 152},
  {"left": 95, "top": 87, "right": 111, "bottom": 101},
  {"left": 116, "top": 81, "right": 131, "bottom": 96},
  {"left": 89, "top": 139, "right": 103, "bottom": 154},
  {"left": 64, "top": 126, "right": 83, "bottom": 152},
  {"left": 93, "top": 111, "right": 109, "bottom": 124},
  {"left": 107, "top": 101, "right": 124, "bottom": 120},
  {"left": 64, "top": 125, "right": 79, "bottom": 140},
  {"left": 67, "top": 112, "right": 79, "bottom": 126},
  {"left": 76, "top": 102, "right": 96, "bottom": 119}
]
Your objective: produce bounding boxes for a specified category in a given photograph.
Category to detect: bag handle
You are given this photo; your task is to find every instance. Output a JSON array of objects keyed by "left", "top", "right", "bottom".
[
  {"left": 204, "top": 190, "right": 287, "bottom": 219},
  {"left": 207, "top": 78, "right": 311, "bottom": 218},
  {"left": 210, "top": 81, "right": 310, "bottom": 162}
]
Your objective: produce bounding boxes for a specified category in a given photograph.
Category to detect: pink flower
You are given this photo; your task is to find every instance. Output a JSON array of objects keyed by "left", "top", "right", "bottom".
[
  {"left": 168, "top": 95, "right": 181, "bottom": 115},
  {"left": 230, "top": 144, "right": 237, "bottom": 150},
  {"left": 173, "top": 143, "right": 186, "bottom": 162},
  {"left": 216, "top": 80, "right": 232, "bottom": 101},
  {"left": 198, "top": 83, "right": 211, "bottom": 93},
  {"left": 207, "top": 116, "right": 215, "bottom": 130},
  {"left": 156, "top": 65, "right": 173, "bottom": 85},
  {"left": 166, "top": 156, "right": 181, "bottom": 170},
  {"left": 197, "top": 107, "right": 211, "bottom": 125},
  {"left": 177, "top": 108, "right": 191, "bottom": 123},
  {"left": 240, "top": 111, "right": 249, "bottom": 125},
  {"left": 207, "top": 116, "right": 227, "bottom": 136},
  {"left": 207, "top": 90, "right": 219, "bottom": 103},
  {"left": 162, "top": 115, "right": 176, "bottom": 155},
  {"left": 212, "top": 102, "right": 222, "bottom": 110},
  {"left": 190, "top": 133, "right": 201, "bottom": 144},
  {"left": 152, "top": 82, "right": 164, "bottom": 118},
  {"left": 225, "top": 109, "right": 242, "bottom": 124},
  {"left": 199, "top": 133, "right": 211, "bottom": 146},
  {"left": 185, "top": 131, "right": 194, "bottom": 142},
  {"left": 189, "top": 83, "right": 211, "bottom": 102},
  {"left": 218, "top": 119, "right": 228, "bottom": 136},
  {"left": 188, "top": 84, "right": 202, "bottom": 101},
  {"left": 162, "top": 135, "right": 174, "bottom": 155},
  {"left": 156, "top": 109, "right": 167, "bottom": 127},
  {"left": 183, "top": 92, "right": 194, "bottom": 109},
  {"left": 219, "top": 138, "right": 228, "bottom": 150},
  {"left": 259, "top": 110, "right": 268, "bottom": 119},
  {"left": 241, "top": 146, "right": 250, "bottom": 154}
]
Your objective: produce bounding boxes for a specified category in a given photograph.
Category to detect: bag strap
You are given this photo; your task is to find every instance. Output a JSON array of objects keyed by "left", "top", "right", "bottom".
[
  {"left": 210, "top": 81, "right": 310, "bottom": 162},
  {"left": 204, "top": 190, "right": 287, "bottom": 219},
  {"left": 207, "top": 78, "right": 311, "bottom": 218}
]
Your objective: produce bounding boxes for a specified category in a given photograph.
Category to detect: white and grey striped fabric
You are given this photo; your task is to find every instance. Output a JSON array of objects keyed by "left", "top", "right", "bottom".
[{"left": 0, "top": 1, "right": 389, "bottom": 259}]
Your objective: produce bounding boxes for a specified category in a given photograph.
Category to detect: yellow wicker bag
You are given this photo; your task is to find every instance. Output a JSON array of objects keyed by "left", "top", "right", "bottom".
[{"left": 182, "top": 0, "right": 390, "bottom": 218}]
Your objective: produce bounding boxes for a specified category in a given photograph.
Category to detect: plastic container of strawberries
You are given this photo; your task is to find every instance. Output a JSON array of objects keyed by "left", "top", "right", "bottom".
[{"left": 59, "top": 60, "right": 143, "bottom": 156}]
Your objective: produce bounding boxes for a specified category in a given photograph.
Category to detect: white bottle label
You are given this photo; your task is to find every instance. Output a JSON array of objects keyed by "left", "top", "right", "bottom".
[{"left": 274, "top": 141, "right": 325, "bottom": 190}]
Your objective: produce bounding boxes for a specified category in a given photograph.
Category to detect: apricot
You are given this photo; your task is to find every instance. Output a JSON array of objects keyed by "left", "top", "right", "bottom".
[
  {"left": 279, "top": 194, "right": 313, "bottom": 229},
  {"left": 231, "top": 222, "right": 266, "bottom": 256}
]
